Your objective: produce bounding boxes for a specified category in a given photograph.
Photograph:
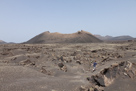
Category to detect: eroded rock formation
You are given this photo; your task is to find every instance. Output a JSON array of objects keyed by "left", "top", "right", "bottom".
[{"left": 87, "top": 61, "right": 136, "bottom": 91}]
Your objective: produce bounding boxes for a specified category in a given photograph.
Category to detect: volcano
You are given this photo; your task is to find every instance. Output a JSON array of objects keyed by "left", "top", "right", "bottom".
[{"left": 25, "top": 30, "right": 102, "bottom": 44}]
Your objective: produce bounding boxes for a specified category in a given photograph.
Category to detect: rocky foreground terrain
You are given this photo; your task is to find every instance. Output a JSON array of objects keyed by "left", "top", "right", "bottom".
[{"left": 0, "top": 42, "right": 136, "bottom": 91}]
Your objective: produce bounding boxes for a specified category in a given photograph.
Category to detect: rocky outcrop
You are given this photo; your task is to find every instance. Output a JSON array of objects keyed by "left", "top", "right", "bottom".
[{"left": 87, "top": 61, "right": 136, "bottom": 91}]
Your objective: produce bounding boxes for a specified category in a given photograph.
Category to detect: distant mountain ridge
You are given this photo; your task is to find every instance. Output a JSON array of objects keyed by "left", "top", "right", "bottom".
[
  {"left": 0, "top": 40, "right": 16, "bottom": 44},
  {"left": 25, "top": 30, "right": 103, "bottom": 44},
  {"left": 94, "top": 34, "right": 134, "bottom": 41},
  {"left": 0, "top": 40, "right": 6, "bottom": 44}
]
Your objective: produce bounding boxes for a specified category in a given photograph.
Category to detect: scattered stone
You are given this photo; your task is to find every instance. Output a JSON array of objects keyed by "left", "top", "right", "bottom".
[
  {"left": 91, "top": 50, "right": 97, "bottom": 53},
  {"left": 58, "top": 62, "right": 67, "bottom": 72},
  {"left": 58, "top": 63, "right": 64, "bottom": 68},
  {"left": 41, "top": 66, "right": 47, "bottom": 74},
  {"left": 20, "top": 59, "right": 35, "bottom": 66},
  {"left": 76, "top": 60, "right": 82, "bottom": 65}
]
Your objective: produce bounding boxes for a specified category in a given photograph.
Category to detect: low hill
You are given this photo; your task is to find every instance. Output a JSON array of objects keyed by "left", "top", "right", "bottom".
[
  {"left": 25, "top": 30, "right": 102, "bottom": 44},
  {"left": 0, "top": 40, "right": 6, "bottom": 44},
  {"left": 94, "top": 35, "right": 134, "bottom": 41},
  {"left": 110, "top": 36, "right": 134, "bottom": 41},
  {"left": 94, "top": 35, "right": 113, "bottom": 40}
]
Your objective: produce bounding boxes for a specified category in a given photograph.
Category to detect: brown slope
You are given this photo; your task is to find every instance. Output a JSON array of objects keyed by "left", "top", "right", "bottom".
[
  {"left": 25, "top": 30, "right": 102, "bottom": 44},
  {"left": 0, "top": 40, "right": 6, "bottom": 44}
]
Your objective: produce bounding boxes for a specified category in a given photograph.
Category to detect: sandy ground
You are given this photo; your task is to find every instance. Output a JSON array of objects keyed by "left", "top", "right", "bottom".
[{"left": 0, "top": 42, "right": 136, "bottom": 91}]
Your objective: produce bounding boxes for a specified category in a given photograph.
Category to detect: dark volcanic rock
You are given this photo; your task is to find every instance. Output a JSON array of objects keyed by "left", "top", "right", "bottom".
[{"left": 87, "top": 61, "right": 136, "bottom": 91}]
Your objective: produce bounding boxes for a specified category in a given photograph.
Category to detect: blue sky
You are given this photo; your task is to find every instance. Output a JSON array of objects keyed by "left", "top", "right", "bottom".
[{"left": 0, "top": 0, "right": 136, "bottom": 43}]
